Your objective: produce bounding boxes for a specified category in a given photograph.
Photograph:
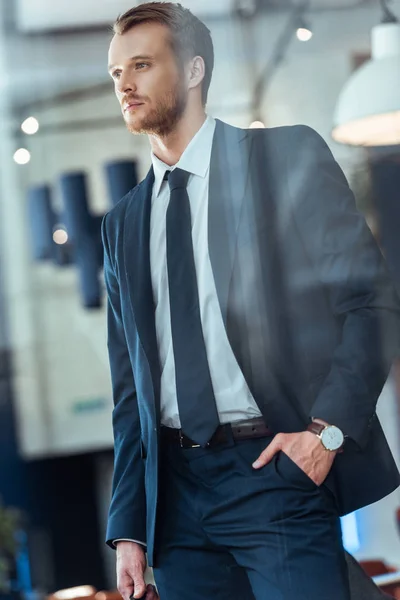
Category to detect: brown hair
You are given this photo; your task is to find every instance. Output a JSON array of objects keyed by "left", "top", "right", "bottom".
[{"left": 113, "top": 2, "right": 214, "bottom": 106}]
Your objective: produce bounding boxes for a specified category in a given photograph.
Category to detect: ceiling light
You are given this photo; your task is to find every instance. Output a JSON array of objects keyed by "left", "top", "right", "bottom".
[
  {"left": 21, "top": 116, "right": 39, "bottom": 135},
  {"left": 332, "top": 2, "right": 400, "bottom": 146},
  {"left": 13, "top": 148, "right": 31, "bottom": 164},
  {"left": 249, "top": 120, "right": 266, "bottom": 128},
  {"left": 295, "top": 15, "right": 313, "bottom": 42},
  {"left": 53, "top": 225, "right": 68, "bottom": 245},
  {"left": 296, "top": 27, "right": 313, "bottom": 42}
]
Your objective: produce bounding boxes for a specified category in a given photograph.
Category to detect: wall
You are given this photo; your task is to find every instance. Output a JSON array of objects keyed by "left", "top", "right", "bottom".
[{"left": 1, "top": 0, "right": 400, "bottom": 567}]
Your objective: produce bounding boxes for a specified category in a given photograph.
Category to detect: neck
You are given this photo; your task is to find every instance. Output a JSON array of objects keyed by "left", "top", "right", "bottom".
[{"left": 149, "top": 109, "right": 207, "bottom": 166}]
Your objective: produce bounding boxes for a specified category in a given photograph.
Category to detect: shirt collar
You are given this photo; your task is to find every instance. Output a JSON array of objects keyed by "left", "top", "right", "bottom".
[{"left": 151, "top": 115, "right": 216, "bottom": 198}]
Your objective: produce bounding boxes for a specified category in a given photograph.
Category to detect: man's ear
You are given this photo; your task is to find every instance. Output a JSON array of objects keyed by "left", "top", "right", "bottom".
[{"left": 188, "top": 56, "right": 205, "bottom": 91}]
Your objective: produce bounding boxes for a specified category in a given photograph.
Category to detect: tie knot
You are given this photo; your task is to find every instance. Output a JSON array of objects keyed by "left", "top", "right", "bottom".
[{"left": 167, "top": 168, "right": 190, "bottom": 191}]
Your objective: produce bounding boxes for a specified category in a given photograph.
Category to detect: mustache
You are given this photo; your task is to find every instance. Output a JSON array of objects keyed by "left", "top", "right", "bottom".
[{"left": 123, "top": 95, "right": 146, "bottom": 106}]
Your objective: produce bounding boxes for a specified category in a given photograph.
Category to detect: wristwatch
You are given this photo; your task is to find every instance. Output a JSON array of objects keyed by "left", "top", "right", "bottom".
[{"left": 307, "top": 421, "right": 345, "bottom": 452}]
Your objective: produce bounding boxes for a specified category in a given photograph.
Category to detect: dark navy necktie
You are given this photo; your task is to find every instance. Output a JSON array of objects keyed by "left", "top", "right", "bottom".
[{"left": 166, "top": 168, "right": 220, "bottom": 446}]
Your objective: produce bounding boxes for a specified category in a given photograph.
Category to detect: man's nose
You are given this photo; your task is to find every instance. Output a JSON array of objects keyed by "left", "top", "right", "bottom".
[{"left": 116, "top": 73, "right": 136, "bottom": 95}]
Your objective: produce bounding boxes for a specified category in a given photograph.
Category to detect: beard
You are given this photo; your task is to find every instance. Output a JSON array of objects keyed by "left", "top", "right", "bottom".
[{"left": 124, "top": 80, "right": 188, "bottom": 137}]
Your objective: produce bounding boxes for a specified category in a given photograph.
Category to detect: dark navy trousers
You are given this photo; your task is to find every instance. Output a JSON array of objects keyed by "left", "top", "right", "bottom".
[{"left": 153, "top": 433, "right": 351, "bottom": 600}]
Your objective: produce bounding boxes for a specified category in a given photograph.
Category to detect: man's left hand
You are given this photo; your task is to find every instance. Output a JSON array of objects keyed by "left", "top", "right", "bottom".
[{"left": 252, "top": 431, "right": 336, "bottom": 486}]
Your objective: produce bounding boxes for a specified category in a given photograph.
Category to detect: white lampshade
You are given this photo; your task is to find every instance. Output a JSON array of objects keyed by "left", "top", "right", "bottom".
[{"left": 332, "top": 22, "right": 400, "bottom": 146}]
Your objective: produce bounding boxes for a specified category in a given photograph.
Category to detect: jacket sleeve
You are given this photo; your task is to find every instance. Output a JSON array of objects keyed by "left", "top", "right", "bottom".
[
  {"left": 102, "top": 214, "right": 147, "bottom": 548},
  {"left": 287, "top": 125, "right": 400, "bottom": 448}
]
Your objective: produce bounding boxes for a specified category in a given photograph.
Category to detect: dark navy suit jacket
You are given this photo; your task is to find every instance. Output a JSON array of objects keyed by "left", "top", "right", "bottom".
[{"left": 102, "top": 120, "right": 400, "bottom": 566}]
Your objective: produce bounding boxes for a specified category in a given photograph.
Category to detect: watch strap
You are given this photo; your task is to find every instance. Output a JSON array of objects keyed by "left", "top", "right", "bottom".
[{"left": 307, "top": 421, "right": 326, "bottom": 436}]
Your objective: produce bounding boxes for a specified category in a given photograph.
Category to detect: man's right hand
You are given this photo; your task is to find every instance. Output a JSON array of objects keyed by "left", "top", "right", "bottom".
[{"left": 116, "top": 541, "right": 147, "bottom": 600}]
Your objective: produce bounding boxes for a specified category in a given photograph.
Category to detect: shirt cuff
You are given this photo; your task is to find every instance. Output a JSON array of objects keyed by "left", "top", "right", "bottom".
[{"left": 113, "top": 538, "right": 147, "bottom": 548}]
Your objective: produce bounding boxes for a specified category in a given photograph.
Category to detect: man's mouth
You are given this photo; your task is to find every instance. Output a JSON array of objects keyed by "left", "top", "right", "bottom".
[{"left": 124, "top": 102, "right": 144, "bottom": 112}]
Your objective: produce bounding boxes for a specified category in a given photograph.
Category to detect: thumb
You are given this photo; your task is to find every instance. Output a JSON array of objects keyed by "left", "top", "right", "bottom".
[{"left": 252, "top": 435, "right": 283, "bottom": 469}]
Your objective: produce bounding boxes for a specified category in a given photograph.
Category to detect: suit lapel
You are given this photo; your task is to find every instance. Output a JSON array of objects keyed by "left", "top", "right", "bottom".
[
  {"left": 123, "top": 168, "right": 161, "bottom": 418},
  {"left": 208, "top": 119, "right": 253, "bottom": 326}
]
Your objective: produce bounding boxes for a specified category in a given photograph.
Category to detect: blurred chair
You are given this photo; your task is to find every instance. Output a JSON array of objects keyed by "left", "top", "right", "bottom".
[
  {"left": 357, "top": 558, "right": 400, "bottom": 599},
  {"left": 104, "top": 160, "right": 138, "bottom": 208},
  {"left": 47, "top": 584, "right": 97, "bottom": 600},
  {"left": 373, "top": 573, "right": 400, "bottom": 600},
  {"left": 95, "top": 590, "right": 122, "bottom": 600},
  {"left": 359, "top": 559, "right": 397, "bottom": 577},
  {"left": 344, "top": 552, "right": 396, "bottom": 599},
  {"left": 60, "top": 172, "right": 102, "bottom": 308},
  {"left": 27, "top": 184, "right": 57, "bottom": 260}
]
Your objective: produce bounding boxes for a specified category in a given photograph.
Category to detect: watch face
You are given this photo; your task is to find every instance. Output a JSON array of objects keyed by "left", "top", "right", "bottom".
[{"left": 321, "top": 426, "right": 344, "bottom": 451}]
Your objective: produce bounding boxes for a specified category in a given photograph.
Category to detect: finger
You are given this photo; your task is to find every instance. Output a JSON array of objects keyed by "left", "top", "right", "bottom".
[
  {"left": 131, "top": 572, "right": 147, "bottom": 599},
  {"left": 252, "top": 435, "right": 284, "bottom": 469},
  {"left": 118, "top": 573, "right": 134, "bottom": 600},
  {"left": 118, "top": 584, "right": 134, "bottom": 600}
]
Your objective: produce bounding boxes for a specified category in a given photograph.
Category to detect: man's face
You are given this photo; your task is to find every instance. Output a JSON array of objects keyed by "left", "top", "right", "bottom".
[{"left": 108, "top": 23, "right": 188, "bottom": 136}]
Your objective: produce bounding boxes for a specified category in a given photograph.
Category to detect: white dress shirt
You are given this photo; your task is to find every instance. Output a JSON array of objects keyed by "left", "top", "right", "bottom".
[
  {"left": 114, "top": 116, "right": 261, "bottom": 547},
  {"left": 150, "top": 115, "right": 261, "bottom": 428}
]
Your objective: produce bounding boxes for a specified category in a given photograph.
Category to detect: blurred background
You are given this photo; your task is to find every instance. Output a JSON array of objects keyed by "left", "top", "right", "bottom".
[{"left": 1, "top": 0, "right": 400, "bottom": 598}]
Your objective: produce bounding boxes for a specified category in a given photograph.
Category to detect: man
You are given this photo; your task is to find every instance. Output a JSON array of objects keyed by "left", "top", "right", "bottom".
[{"left": 103, "top": 3, "right": 400, "bottom": 599}]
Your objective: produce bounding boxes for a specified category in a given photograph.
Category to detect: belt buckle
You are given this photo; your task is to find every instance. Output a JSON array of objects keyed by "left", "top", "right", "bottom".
[{"left": 179, "top": 430, "right": 200, "bottom": 449}]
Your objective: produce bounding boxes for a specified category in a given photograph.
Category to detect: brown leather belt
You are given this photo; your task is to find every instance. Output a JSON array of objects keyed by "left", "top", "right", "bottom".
[{"left": 161, "top": 417, "right": 274, "bottom": 449}]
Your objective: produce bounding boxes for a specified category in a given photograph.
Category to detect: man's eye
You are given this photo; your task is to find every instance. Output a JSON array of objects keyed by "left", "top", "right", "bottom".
[
  {"left": 112, "top": 71, "right": 121, "bottom": 80},
  {"left": 136, "top": 63, "right": 149, "bottom": 70}
]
